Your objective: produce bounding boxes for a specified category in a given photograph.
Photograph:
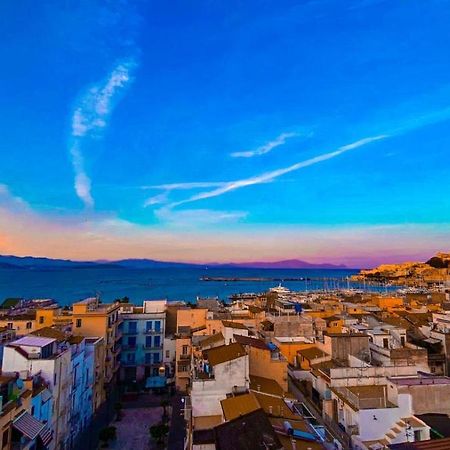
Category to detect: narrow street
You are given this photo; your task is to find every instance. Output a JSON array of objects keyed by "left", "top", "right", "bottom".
[
  {"left": 288, "top": 375, "right": 351, "bottom": 450},
  {"left": 167, "top": 394, "right": 185, "bottom": 450}
]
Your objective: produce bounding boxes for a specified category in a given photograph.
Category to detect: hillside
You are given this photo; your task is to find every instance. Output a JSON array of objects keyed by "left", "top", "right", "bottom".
[{"left": 351, "top": 252, "right": 450, "bottom": 286}]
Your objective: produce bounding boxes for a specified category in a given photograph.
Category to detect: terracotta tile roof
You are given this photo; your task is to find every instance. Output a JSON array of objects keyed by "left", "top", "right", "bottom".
[
  {"left": 198, "top": 333, "right": 224, "bottom": 349},
  {"left": 68, "top": 335, "right": 84, "bottom": 344},
  {"left": 2, "top": 312, "right": 36, "bottom": 321},
  {"left": 221, "top": 393, "right": 260, "bottom": 421},
  {"left": 254, "top": 392, "right": 297, "bottom": 419},
  {"left": 261, "top": 320, "right": 274, "bottom": 331},
  {"left": 214, "top": 409, "right": 283, "bottom": 450},
  {"left": 222, "top": 320, "right": 248, "bottom": 330},
  {"left": 297, "top": 346, "right": 328, "bottom": 360},
  {"left": 250, "top": 375, "right": 284, "bottom": 397},
  {"left": 205, "top": 343, "right": 246, "bottom": 366},
  {"left": 31, "top": 327, "right": 66, "bottom": 342},
  {"left": 193, "top": 415, "right": 223, "bottom": 430},
  {"left": 233, "top": 334, "right": 269, "bottom": 350}
]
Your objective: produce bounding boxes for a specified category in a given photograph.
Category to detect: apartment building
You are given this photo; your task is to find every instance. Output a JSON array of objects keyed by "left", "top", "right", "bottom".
[
  {"left": 3, "top": 335, "right": 72, "bottom": 449},
  {"left": 72, "top": 297, "right": 121, "bottom": 388},
  {"left": 119, "top": 300, "right": 166, "bottom": 386},
  {"left": 0, "top": 374, "right": 52, "bottom": 450}
]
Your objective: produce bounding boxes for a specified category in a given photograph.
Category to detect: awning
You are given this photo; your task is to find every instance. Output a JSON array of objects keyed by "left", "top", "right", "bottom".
[
  {"left": 41, "top": 388, "right": 52, "bottom": 403},
  {"left": 13, "top": 412, "right": 45, "bottom": 440},
  {"left": 145, "top": 376, "right": 166, "bottom": 388},
  {"left": 38, "top": 425, "right": 53, "bottom": 447}
]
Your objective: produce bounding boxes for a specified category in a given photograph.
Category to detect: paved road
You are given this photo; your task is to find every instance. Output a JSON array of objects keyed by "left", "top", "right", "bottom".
[
  {"left": 288, "top": 375, "right": 351, "bottom": 450},
  {"left": 111, "top": 407, "right": 163, "bottom": 450},
  {"left": 167, "top": 394, "right": 185, "bottom": 450}
]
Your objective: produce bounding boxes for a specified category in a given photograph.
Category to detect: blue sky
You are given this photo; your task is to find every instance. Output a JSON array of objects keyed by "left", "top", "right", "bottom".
[{"left": 0, "top": 0, "right": 449, "bottom": 266}]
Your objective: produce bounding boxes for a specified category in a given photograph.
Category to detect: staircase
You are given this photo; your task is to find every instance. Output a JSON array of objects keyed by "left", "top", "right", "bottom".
[{"left": 384, "top": 418, "right": 408, "bottom": 444}]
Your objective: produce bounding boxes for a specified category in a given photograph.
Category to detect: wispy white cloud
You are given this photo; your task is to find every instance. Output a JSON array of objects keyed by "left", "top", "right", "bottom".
[
  {"left": 171, "top": 134, "right": 387, "bottom": 207},
  {"left": 154, "top": 207, "right": 247, "bottom": 227},
  {"left": 231, "top": 132, "right": 298, "bottom": 158},
  {"left": 143, "top": 181, "right": 228, "bottom": 191},
  {"left": 69, "top": 59, "right": 136, "bottom": 208},
  {"left": 143, "top": 182, "right": 229, "bottom": 207}
]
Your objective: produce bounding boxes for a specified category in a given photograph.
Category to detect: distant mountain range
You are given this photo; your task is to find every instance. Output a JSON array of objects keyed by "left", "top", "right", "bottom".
[{"left": 0, "top": 255, "right": 348, "bottom": 270}]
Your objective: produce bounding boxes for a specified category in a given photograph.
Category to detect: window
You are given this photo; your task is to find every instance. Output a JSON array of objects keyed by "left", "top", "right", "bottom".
[
  {"left": 128, "top": 321, "right": 137, "bottom": 333},
  {"left": 146, "top": 336, "right": 152, "bottom": 348},
  {"left": 26, "top": 322, "right": 32, "bottom": 329},
  {"left": 154, "top": 321, "right": 161, "bottom": 332},
  {"left": 146, "top": 321, "right": 153, "bottom": 332},
  {"left": 153, "top": 353, "right": 160, "bottom": 364},
  {"left": 76, "top": 319, "right": 82, "bottom": 328},
  {"left": 400, "top": 336, "right": 405, "bottom": 346},
  {"left": 165, "top": 350, "right": 170, "bottom": 358},
  {"left": 128, "top": 336, "right": 136, "bottom": 348},
  {"left": 414, "top": 430, "right": 421, "bottom": 441},
  {"left": 54, "top": 373, "right": 57, "bottom": 386},
  {"left": 145, "top": 353, "right": 152, "bottom": 364},
  {"left": 383, "top": 338, "right": 389, "bottom": 349},
  {"left": 154, "top": 336, "right": 161, "bottom": 348},
  {"left": 7, "top": 323, "right": 13, "bottom": 330},
  {"left": 39, "top": 316, "right": 44, "bottom": 324},
  {"left": 182, "top": 345, "right": 188, "bottom": 355}
]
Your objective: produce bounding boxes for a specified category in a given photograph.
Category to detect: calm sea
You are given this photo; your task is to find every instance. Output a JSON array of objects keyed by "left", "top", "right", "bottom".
[{"left": 0, "top": 267, "right": 369, "bottom": 305}]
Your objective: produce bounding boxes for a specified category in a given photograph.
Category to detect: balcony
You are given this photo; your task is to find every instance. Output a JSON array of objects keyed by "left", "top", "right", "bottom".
[
  {"left": 144, "top": 360, "right": 162, "bottom": 366},
  {"left": 177, "top": 361, "right": 191, "bottom": 375},
  {"left": 121, "top": 360, "right": 137, "bottom": 367},
  {"left": 179, "top": 353, "right": 191, "bottom": 360},
  {"left": 144, "top": 328, "right": 164, "bottom": 335},
  {"left": 123, "top": 330, "right": 138, "bottom": 335},
  {"left": 143, "top": 344, "right": 163, "bottom": 350},
  {"left": 122, "top": 345, "right": 138, "bottom": 351}
]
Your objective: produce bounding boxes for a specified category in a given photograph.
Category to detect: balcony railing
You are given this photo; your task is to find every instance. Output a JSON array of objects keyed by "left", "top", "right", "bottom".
[
  {"left": 122, "top": 345, "right": 137, "bottom": 351},
  {"left": 144, "top": 328, "right": 164, "bottom": 334},
  {"left": 143, "top": 344, "right": 163, "bottom": 350},
  {"left": 121, "top": 360, "right": 136, "bottom": 367},
  {"left": 144, "top": 360, "right": 161, "bottom": 366},
  {"left": 179, "top": 354, "right": 191, "bottom": 360}
]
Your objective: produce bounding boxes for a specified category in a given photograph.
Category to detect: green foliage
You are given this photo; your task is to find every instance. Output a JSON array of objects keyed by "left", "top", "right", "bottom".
[
  {"left": 161, "top": 399, "right": 170, "bottom": 422},
  {"left": 99, "top": 426, "right": 117, "bottom": 447},
  {"left": 114, "top": 402, "right": 123, "bottom": 421},
  {"left": 426, "top": 256, "right": 448, "bottom": 269},
  {"left": 149, "top": 423, "right": 169, "bottom": 445}
]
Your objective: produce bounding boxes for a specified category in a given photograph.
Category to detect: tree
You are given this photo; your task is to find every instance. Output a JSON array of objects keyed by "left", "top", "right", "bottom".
[
  {"left": 160, "top": 399, "right": 170, "bottom": 423},
  {"left": 426, "top": 256, "right": 448, "bottom": 269},
  {"left": 114, "top": 402, "right": 123, "bottom": 421},
  {"left": 99, "top": 426, "right": 116, "bottom": 448},
  {"left": 149, "top": 423, "right": 169, "bottom": 447}
]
